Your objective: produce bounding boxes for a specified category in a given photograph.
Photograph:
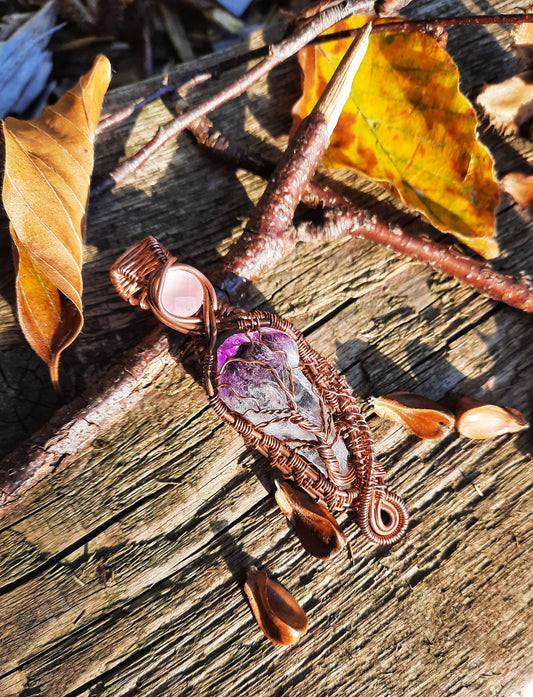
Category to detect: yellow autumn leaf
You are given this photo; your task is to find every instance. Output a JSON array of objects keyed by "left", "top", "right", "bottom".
[
  {"left": 293, "top": 19, "right": 500, "bottom": 258},
  {"left": 2, "top": 54, "right": 111, "bottom": 390}
]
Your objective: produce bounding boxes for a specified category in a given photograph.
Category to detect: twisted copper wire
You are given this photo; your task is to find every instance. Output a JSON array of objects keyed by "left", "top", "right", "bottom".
[{"left": 110, "top": 236, "right": 172, "bottom": 308}]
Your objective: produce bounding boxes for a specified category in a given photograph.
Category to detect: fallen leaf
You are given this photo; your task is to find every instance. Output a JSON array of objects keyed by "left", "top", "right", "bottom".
[
  {"left": 293, "top": 18, "right": 500, "bottom": 258},
  {"left": 477, "top": 20, "right": 533, "bottom": 137},
  {"left": 501, "top": 171, "right": 533, "bottom": 210},
  {"left": 2, "top": 54, "right": 111, "bottom": 390}
]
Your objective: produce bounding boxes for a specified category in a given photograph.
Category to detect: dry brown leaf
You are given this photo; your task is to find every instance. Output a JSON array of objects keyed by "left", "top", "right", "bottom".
[
  {"left": 477, "top": 20, "right": 533, "bottom": 136},
  {"left": 2, "top": 54, "right": 111, "bottom": 389},
  {"left": 244, "top": 566, "right": 308, "bottom": 646},
  {"left": 501, "top": 171, "right": 533, "bottom": 210},
  {"left": 372, "top": 392, "right": 455, "bottom": 439}
]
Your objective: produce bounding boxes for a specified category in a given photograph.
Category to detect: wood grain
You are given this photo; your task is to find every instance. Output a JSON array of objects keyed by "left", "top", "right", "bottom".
[{"left": 0, "top": 4, "right": 532, "bottom": 696}]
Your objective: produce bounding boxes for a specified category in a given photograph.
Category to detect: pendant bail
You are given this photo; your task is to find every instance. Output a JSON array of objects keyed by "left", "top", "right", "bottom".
[{"left": 110, "top": 236, "right": 219, "bottom": 341}]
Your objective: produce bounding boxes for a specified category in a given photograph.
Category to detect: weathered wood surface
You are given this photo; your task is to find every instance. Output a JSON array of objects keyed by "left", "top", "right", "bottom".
[{"left": 1, "top": 2, "right": 532, "bottom": 695}]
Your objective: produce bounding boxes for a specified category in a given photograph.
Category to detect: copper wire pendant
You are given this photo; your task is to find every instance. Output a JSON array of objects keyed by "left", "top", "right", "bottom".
[{"left": 111, "top": 236, "right": 408, "bottom": 545}]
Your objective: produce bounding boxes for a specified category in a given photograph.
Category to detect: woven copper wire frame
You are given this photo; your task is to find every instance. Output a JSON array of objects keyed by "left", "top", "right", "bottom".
[
  {"left": 111, "top": 237, "right": 409, "bottom": 545},
  {"left": 206, "top": 311, "right": 408, "bottom": 545}
]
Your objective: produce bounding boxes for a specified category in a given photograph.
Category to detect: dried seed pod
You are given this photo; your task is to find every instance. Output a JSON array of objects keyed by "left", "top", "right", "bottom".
[
  {"left": 455, "top": 396, "right": 528, "bottom": 439},
  {"left": 244, "top": 566, "right": 308, "bottom": 646},
  {"left": 501, "top": 172, "right": 533, "bottom": 212},
  {"left": 274, "top": 480, "right": 347, "bottom": 559},
  {"left": 372, "top": 392, "right": 455, "bottom": 439}
]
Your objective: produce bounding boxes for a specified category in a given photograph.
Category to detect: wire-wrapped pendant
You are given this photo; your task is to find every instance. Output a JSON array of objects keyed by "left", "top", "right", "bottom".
[{"left": 111, "top": 236, "right": 408, "bottom": 545}]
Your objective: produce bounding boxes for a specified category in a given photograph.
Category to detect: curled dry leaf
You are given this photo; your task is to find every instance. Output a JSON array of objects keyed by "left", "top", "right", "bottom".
[
  {"left": 372, "top": 392, "right": 455, "bottom": 439},
  {"left": 477, "top": 21, "right": 533, "bottom": 136},
  {"left": 501, "top": 172, "right": 533, "bottom": 211},
  {"left": 455, "top": 396, "right": 528, "bottom": 440},
  {"left": 2, "top": 54, "right": 111, "bottom": 390},
  {"left": 274, "top": 480, "right": 346, "bottom": 559},
  {"left": 293, "top": 17, "right": 500, "bottom": 258},
  {"left": 244, "top": 566, "right": 308, "bottom": 646}
]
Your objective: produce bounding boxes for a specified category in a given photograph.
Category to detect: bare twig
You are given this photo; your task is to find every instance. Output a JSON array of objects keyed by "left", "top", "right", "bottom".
[
  {"left": 90, "top": 0, "right": 376, "bottom": 197},
  {"left": 219, "top": 23, "right": 372, "bottom": 286},
  {"left": 188, "top": 116, "right": 533, "bottom": 312},
  {"left": 96, "top": 74, "right": 212, "bottom": 135},
  {"left": 374, "top": 13, "right": 533, "bottom": 31},
  {"left": 295, "top": 207, "right": 533, "bottom": 313},
  {"left": 0, "top": 326, "right": 169, "bottom": 514}
]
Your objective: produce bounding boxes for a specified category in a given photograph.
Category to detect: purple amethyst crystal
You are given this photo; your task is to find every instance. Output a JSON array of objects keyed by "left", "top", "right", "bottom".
[{"left": 216, "top": 328, "right": 349, "bottom": 478}]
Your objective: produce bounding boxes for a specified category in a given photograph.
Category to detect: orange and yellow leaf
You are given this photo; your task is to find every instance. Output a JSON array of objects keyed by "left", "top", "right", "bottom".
[
  {"left": 293, "top": 19, "right": 500, "bottom": 258},
  {"left": 2, "top": 54, "right": 111, "bottom": 389}
]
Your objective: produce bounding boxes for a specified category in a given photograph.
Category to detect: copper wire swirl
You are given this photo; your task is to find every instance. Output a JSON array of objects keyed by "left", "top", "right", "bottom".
[{"left": 110, "top": 237, "right": 409, "bottom": 546}]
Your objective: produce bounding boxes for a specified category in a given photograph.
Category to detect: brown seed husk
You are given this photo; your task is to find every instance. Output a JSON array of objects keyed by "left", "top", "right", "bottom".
[
  {"left": 501, "top": 172, "right": 533, "bottom": 211},
  {"left": 455, "top": 396, "right": 528, "bottom": 439},
  {"left": 244, "top": 566, "right": 308, "bottom": 646},
  {"left": 372, "top": 392, "right": 455, "bottom": 439},
  {"left": 275, "top": 480, "right": 347, "bottom": 559}
]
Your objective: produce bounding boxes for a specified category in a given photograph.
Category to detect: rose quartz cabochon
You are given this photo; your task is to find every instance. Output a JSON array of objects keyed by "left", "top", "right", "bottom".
[{"left": 160, "top": 267, "right": 204, "bottom": 317}]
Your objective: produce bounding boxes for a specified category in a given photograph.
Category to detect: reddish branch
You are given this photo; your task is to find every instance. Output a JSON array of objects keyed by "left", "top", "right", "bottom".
[
  {"left": 188, "top": 116, "right": 533, "bottom": 312},
  {"left": 95, "top": 74, "right": 212, "bottom": 136},
  {"left": 0, "top": 326, "right": 169, "bottom": 513},
  {"left": 91, "top": 0, "right": 375, "bottom": 197}
]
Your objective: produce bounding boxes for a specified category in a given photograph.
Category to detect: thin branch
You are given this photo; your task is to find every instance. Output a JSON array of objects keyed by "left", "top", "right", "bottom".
[
  {"left": 188, "top": 116, "right": 533, "bottom": 312},
  {"left": 295, "top": 207, "right": 533, "bottom": 313},
  {"left": 0, "top": 326, "right": 169, "bottom": 514},
  {"left": 95, "top": 73, "right": 212, "bottom": 135},
  {"left": 218, "top": 24, "right": 372, "bottom": 290},
  {"left": 90, "top": 0, "right": 376, "bottom": 197},
  {"left": 364, "top": 13, "right": 533, "bottom": 35}
]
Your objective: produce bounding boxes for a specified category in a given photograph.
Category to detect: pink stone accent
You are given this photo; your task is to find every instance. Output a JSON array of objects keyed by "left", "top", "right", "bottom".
[{"left": 160, "top": 267, "right": 204, "bottom": 317}]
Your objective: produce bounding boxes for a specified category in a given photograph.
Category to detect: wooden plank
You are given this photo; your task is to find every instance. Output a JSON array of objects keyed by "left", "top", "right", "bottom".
[{"left": 0, "top": 4, "right": 532, "bottom": 697}]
